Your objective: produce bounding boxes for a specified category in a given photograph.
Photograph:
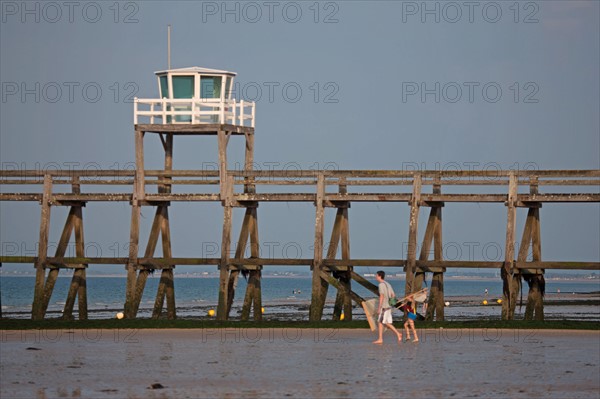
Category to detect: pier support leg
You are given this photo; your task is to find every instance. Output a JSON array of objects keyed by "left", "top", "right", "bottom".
[
  {"left": 329, "top": 180, "right": 352, "bottom": 321},
  {"left": 428, "top": 272, "right": 445, "bottom": 320},
  {"left": 125, "top": 130, "right": 144, "bottom": 319},
  {"left": 340, "top": 204, "right": 352, "bottom": 321},
  {"left": 241, "top": 207, "right": 262, "bottom": 321},
  {"left": 32, "top": 175, "right": 52, "bottom": 320},
  {"left": 524, "top": 274, "right": 544, "bottom": 321},
  {"left": 521, "top": 182, "right": 544, "bottom": 320},
  {"left": 502, "top": 173, "right": 519, "bottom": 320},
  {"left": 310, "top": 174, "right": 326, "bottom": 321},
  {"left": 217, "top": 203, "right": 233, "bottom": 321},
  {"left": 415, "top": 203, "right": 445, "bottom": 321},
  {"left": 242, "top": 269, "right": 263, "bottom": 321},
  {"left": 152, "top": 133, "right": 176, "bottom": 319},
  {"left": 237, "top": 133, "right": 261, "bottom": 320},
  {"left": 329, "top": 206, "right": 344, "bottom": 321},
  {"left": 404, "top": 174, "right": 422, "bottom": 297}
]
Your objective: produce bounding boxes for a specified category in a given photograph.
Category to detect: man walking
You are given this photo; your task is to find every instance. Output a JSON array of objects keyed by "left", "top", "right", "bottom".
[{"left": 373, "top": 270, "right": 403, "bottom": 344}]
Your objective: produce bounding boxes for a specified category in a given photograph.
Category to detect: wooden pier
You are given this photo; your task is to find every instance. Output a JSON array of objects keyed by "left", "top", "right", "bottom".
[{"left": 1, "top": 128, "right": 598, "bottom": 322}]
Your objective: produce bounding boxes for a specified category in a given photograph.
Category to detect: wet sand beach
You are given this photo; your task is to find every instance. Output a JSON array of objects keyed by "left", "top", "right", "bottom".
[{"left": 1, "top": 328, "right": 599, "bottom": 399}]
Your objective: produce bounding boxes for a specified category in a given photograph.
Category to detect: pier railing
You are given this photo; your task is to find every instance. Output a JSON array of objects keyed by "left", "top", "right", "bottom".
[
  {"left": 2, "top": 169, "right": 598, "bottom": 205},
  {"left": 134, "top": 97, "right": 256, "bottom": 127}
]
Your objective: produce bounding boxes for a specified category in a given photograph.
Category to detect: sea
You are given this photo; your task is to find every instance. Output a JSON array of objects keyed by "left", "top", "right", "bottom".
[{"left": 1, "top": 276, "right": 598, "bottom": 321}]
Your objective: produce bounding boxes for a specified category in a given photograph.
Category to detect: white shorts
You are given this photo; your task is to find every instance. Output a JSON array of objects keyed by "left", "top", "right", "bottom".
[{"left": 378, "top": 308, "right": 393, "bottom": 324}]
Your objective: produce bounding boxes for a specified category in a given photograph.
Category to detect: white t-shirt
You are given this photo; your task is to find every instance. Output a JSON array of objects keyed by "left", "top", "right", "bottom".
[{"left": 378, "top": 281, "right": 395, "bottom": 309}]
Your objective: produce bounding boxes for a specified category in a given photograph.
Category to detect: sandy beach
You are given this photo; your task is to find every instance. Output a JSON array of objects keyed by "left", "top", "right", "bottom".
[{"left": 1, "top": 328, "right": 599, "bottom": 398}]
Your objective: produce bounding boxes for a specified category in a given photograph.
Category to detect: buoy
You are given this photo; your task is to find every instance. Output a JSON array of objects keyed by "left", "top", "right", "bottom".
[
  {"left": 482, "top": 300, "right": 488, "bottom": 305},
  {"left": 340, "top": 312, "right": 345, "bottom": 321},
  {"left": 261, "top": 307, "right": 265, "bottom": 314},
  {"left": 208, "top": 309, "right": 215, "bottom": 317},
  {"left": 497, "top": 299, "right": 502, "bottom": 304},
  {"left": 116, "top": 312, "right": 124, "bottom": 319},
  {"left": 444, "top": 301, "right": 450, "bottom": 307}
]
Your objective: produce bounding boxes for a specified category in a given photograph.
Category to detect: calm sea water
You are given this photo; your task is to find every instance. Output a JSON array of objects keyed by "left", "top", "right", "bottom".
[{"left": 2, "top": 275, "right": 598, "bottom": 320}]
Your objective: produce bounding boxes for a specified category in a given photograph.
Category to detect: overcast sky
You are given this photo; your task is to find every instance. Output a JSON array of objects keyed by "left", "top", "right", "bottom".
[{"left": 1, "top": 1, "right": 599, "bottom": 275}]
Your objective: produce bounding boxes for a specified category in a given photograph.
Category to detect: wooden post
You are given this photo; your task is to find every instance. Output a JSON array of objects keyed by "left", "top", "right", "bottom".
[
  {"left": 404, "top": 173, "right": 422, "bottom": 296},
  {"left": 243, "top": 132, "right": 255, "bottom": 193},
  {"left": 520, "top": 207, "right": 535, "bottom": 320},
  {"left": 32, "top": 174, "right": 52, "bottom": 320},
  {"left": 164, "top": 207, "right": 177, "bottom": 319},
  {"left": 218, "top": 130, "right": 228, "bottom": 197},
  {"left": 250, "top": 269, "right": 263, "bottom": 321},
  {"left": 246, "top": 135, "right": 262, "bottom": 321},
  {"left": 151, "top": 206, "right": 176, "bottom": 319},
  {"left": 329, "top": 207, "right": 344, "bottom": 321},
  {"left": 239, "top": 132, "right": 263, "bottom": 321},
  {"left": 75, "top": 206, "right": 88, "bottom": 319},
  {"left": 502, "top": 172, "right": 518, "bottom": 320},
  {"left": 125, "top": 203, "right": 140, "bottom": 318},
  {"left": 431, "top": 202, "right": 445, "bottom": 320},
  {"left": 329, "top": 181, "right": 352, "bottom": 322},
  {"left": 241, "top": 207, "right": 262, "bottom": 320},
  {"left": 524, "top": 178, "right": 544, "bottom": 320},
  {"left": 125, "top": 129, "right": 145, "bottom": 318},
  {"left": 153, "top": 133, "right": 176, "bottom": 319},
  {"left": 164, "top": 268, "right": 176, "bottom": 319},
  {"left": 335, "top": 178, "right": 352, "bottom": 321},
  {"left": 309, "top": 173, "right": 326, "bottom": 321},
  {"left": 530, "top": 207, "right": 544, "bottom": 320},
  {"left": 340, "top": 207, "right": 352, "bottom": 321},
  {"left": 217, "top": 175, "right": 233, "bottom": 320},
  {"left": 135, "top": 129, "right": 145, "bottom": 200},
  {"left": 421, "top": 178, "right": 445, "bottom": 321},
  {"left": 165, "top": 135, "right": 176, "bottom": 319}
]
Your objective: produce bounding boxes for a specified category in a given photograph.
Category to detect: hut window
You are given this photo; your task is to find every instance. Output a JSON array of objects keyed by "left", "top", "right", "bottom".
[
  {"left": 225, "top": 77, "right": 233, "bottom": 99},
  {"left": 172, "top": 76, "right": 194, "bottom": 98},
  {"left": 159, "top": 76, "right": 168, "bottom": 98},
  {"left": 201, "top": 76, "right": 222, "bottom": 99}
]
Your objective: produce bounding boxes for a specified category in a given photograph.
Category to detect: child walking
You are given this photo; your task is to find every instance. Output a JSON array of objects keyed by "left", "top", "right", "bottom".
[{"left": 403, "top": 294, "right": 419, "bottom": 343}]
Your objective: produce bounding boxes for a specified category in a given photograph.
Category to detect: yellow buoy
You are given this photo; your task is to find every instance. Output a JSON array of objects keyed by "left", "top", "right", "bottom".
[
  {"left": 116, "top": 312, "right": 124, "bottom": 319},
  {"left": 482, "top": 300, "right": 488, "bottom": 305},
  {"left": 207, "top": 309, "right": 215, "bottom": 317},
  {"left": 340, "top": 312, "right": 345, "bottom": 321},
  {"left": 497, "top": 299, "right": 502, "bottom": 304},
  {"left": 261, "top": 307, "right": 265, "bottom": 314}
]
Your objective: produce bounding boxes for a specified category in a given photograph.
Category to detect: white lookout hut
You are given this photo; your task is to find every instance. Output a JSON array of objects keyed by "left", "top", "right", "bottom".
[{"left": 134, "top": 66, "right": 255, "bottom": 127}]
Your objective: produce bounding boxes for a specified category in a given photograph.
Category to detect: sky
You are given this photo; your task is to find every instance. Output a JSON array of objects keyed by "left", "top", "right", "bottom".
[{"left": 1, "top": 0, "right": 599, "bottom": 276}]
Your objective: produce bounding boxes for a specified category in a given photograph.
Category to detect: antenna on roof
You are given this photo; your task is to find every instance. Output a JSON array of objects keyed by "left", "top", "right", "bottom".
[{"left": 167, "top": 25, "right": 172, "bottom": 70}]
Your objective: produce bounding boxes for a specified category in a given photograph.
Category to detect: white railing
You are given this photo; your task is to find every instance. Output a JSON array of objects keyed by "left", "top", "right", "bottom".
[{"left": 134, "top": 98, "right": 255, "bottom": 127}]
